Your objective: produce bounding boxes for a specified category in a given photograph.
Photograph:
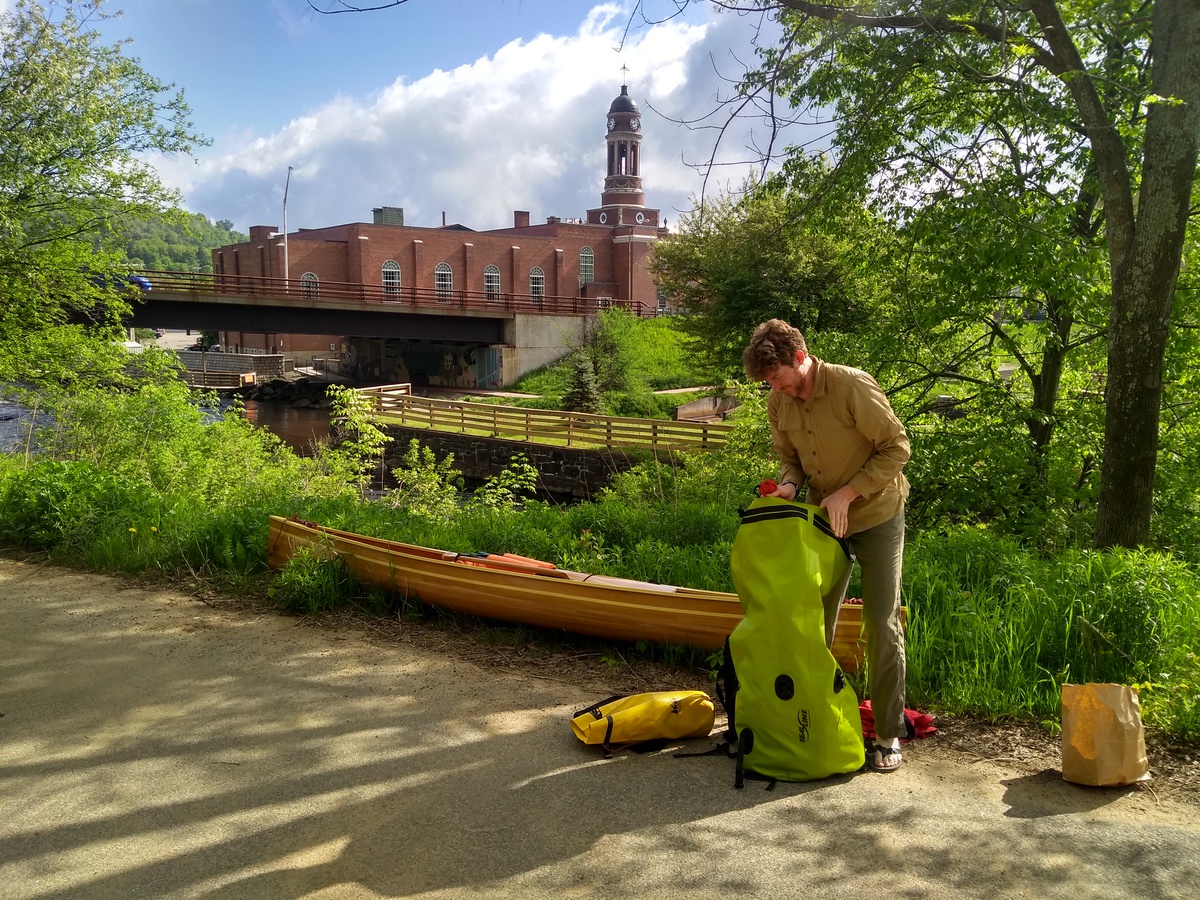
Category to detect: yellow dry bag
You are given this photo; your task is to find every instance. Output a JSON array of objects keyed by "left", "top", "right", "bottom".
[
  {"left": 728, "top": 498, "right": 866, "bottom": 783},
  {"left": 571, "top": 691, "right": 715, "bottom": 753}
]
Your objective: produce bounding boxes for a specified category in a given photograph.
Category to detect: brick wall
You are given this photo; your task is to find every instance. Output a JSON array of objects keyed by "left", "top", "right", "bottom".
[{"left": 215, "top": 219, "right": 657, "bottom": 306}]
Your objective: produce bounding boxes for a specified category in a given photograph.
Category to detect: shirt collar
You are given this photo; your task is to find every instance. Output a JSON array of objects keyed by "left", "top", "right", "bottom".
[{"left": 807, "top": 356, "right": 827, "bottom": 403}]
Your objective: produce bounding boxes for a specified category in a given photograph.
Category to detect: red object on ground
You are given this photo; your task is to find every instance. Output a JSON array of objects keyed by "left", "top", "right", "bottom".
[
  {"left": 758, "top": 479, "right": 778, "bottom": 497},
  {"left": 859, "top": 700, "right": 938, "bottom": 742}
]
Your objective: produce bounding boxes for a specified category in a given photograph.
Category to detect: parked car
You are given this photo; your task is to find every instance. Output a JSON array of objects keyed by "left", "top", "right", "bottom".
[{"left": 88, "top": 271, "right": 152, "bottom": 293}]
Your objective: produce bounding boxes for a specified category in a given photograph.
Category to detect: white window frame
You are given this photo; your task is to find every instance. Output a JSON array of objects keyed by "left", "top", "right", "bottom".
[
  {"left": 435, "top": 262, "right": 453, "bottom": 300},
  {"left": 529, "top": 267, "right": 545, "bottom": 301},
  {"left": 579, "top": 247, "right": 594, "bottom": 284},
  {"left": 301, "top": 272, "right": 319, "bottom": 299},
  {"left": 484, "top": 265, "right": 501, "bottom": 301},
  {"left": 382, "top": 260, "right": 401, "bottom": 296}
]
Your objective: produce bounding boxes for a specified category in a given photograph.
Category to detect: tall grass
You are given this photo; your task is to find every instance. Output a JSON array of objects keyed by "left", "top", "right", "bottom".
[{"left": 905, "top": 528, "right": 1200, "bottom": 739}]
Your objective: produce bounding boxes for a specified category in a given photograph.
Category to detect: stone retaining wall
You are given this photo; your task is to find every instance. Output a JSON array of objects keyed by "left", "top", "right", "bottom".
[{"left": 382, "top": 425, "right": 654, "bottom": 500}]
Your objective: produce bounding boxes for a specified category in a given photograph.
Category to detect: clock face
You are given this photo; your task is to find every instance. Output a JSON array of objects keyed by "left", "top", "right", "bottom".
[
  {"left": 607, "top": 116, "right": 616, "bottom": 131},
  {"left": 630, "top": 116, "right": 640, "bottom": 129}
]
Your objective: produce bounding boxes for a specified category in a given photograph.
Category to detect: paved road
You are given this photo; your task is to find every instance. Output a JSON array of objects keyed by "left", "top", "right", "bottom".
[{"left": 2, "top": 558, "right": 1197, "bottom": 900}]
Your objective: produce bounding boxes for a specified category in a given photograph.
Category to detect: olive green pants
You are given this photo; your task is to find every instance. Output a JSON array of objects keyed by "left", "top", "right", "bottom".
[{"left": 822, "top": 509, "right": 907, "bottom": 742}]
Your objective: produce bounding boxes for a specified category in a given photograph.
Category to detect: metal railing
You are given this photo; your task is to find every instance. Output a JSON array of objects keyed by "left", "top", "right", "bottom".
[
  {"left": 358, "top": 383, "right": 733, "bottom": 452},
  {"left": 137, "top": 270, "right": 653, "bottom": 317}
]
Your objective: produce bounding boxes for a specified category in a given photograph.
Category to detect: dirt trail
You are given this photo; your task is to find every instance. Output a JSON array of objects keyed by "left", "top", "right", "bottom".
[{"left": 2, "top": 557, "right": 1198, "bottom": 900}]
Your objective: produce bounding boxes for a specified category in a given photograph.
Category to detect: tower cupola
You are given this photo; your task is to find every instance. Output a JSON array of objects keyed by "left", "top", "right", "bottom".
[
  {"left": 588, "top": 84, "right": 659, "bottom": 228},
  {"left": 602, "top": 85, "right": 645, "bottom": 208}
]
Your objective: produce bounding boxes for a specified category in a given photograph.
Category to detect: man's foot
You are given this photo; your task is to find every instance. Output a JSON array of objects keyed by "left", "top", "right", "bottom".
[{"left": 871, "top": 742, "right": 902, "bottom": 772}]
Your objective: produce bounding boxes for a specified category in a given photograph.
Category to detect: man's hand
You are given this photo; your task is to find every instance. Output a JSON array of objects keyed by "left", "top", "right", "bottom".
[
  {"left": 819, "top": 484, "right": 860, "bottom": 538},
  {"left": 765, "top": 481, "right": 798, "bottom": 501}
]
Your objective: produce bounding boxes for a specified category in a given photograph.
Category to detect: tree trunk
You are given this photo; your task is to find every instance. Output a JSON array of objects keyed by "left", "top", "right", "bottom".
[{"left": 1093, "top": 0, "right": 1200, "bottom": 548}]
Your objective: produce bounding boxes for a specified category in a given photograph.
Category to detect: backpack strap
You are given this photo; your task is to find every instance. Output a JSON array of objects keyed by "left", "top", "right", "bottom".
[
  {"left": 713, "top": 636, "right": 738, "bottom": 742},
  {"left": 571, "top": 694, "right": 624, "bottom": 721}
]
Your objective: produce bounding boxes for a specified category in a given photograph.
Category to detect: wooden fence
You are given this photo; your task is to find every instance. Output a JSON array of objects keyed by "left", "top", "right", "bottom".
[{"left": 358, "top": 383, "right": 733, "bottom": 452}]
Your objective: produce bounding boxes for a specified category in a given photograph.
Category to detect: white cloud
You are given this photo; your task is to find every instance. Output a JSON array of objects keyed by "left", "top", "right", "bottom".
[{"left": 160, "top": 3, "right": 826, "bottom": 234}]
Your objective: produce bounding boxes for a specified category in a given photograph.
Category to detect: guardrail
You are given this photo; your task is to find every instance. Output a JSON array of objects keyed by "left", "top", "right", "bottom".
[
  {"left": 358, "top": 383, "right": 733, "bottom": 452},
  {"left": 137, "top": 270, "right": 653, "bottom": 318}
]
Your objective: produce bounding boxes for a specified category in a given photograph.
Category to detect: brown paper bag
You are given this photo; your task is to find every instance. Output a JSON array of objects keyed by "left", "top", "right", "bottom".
[{"left": 1061, "top": 683, "right": 1151, "bottom": 786}]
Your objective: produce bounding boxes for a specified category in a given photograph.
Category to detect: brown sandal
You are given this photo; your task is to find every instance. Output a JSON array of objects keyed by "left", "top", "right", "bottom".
[{"left": 871, "top": 744, "right": 902, "bottom": 772}]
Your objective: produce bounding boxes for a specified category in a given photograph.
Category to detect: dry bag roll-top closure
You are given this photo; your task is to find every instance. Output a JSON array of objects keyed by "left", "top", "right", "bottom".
[{"left": 727, "top": 498, "right": 866, "bottom": 784}]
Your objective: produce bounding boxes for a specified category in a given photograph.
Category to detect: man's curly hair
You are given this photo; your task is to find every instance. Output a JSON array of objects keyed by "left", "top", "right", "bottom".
[{"left": 743, "top": 319, "right": 808, "bottom": 381}]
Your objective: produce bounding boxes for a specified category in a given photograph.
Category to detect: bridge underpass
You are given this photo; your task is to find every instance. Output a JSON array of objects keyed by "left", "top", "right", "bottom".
[{"left": 127, "top": 296, "right": 508, "bottom": 343}]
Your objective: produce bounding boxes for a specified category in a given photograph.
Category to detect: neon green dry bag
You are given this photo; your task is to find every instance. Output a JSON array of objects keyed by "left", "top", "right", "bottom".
[{"left": 728, "top": 498, "right": 865, "bottom": 782}]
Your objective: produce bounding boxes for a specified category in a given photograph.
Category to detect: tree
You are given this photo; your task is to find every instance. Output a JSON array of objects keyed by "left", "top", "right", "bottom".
[
  {"left": 0, "top": 0, "right": 202, "bottom": 385},
  {"left": 686, "top": 0, "right": 1199, "bottom": 550},
  {"left": 121, "top": 212, "right": 247, "bottom": 272},
  {"left": 561, "top": 351, "right": 604, "bottom": 414},
  {"left": 652, "top": 177, "right": 872, "bottom": 376}
]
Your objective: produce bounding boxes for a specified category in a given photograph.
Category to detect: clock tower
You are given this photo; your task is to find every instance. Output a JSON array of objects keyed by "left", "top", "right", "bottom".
[{"left": 587, "top": 84, "right": 660, "bottom": 228}]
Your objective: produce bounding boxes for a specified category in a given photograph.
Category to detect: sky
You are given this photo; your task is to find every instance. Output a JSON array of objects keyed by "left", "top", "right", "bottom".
[{"left": 21, "top": 0, "right": 828, "bottom": 235}]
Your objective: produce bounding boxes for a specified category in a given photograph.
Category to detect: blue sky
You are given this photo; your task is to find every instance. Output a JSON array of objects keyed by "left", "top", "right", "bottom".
[{"left": 45, "top": 1, "right": 826, "bottom": 235}]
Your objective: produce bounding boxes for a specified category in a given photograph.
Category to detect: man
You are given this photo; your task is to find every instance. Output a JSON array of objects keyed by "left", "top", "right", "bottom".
[{"left": 743, "top": 319, "right": 910, "bottom": 772}]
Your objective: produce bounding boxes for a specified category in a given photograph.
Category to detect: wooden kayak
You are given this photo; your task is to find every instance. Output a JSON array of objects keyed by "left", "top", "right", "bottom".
[{"left": 266, "top": 515, "right": 902, "bottom": 671}]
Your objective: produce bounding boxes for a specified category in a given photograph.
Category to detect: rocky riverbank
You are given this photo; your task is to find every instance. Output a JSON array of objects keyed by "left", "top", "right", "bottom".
[{"left": 234, "top": 376, "right": 339, "bottom": 409}]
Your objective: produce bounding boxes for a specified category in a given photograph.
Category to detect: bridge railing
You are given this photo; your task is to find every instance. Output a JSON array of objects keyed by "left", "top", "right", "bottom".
[
  {"left": 137, "top": 270, "right": 652, "bottom": 317},
  {"left": 358, "top": 384, "right": 733, "bottom": 452}
]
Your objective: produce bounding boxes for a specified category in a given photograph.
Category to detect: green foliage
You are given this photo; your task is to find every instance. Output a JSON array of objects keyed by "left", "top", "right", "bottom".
[
  {"left": 383, "top": 439, "right": 461, "bottom": 518},
  {"left": 0, "top": 0, "right": 204, "bottom": 384},
  {"left": 327, "top": 383, "right": 392, "bottom": 497},
  {"left": 3, "top": 377, "right": 1198, "bottom": 738},
  {"left": 0, "top": 458, "right": 150, "bottom": 550},
  {"left": 744, "top": 0, "right": 1200, "bottom": 548},
  {"left": 904, "top": 529, "right": 1200, "bottom": 740},
  {"left": 121, "top": 212, "right": 246, "bottom": 272},
  {"left": 561, "top": 351, "right": 603, "bottom": 413},
  {"left": 270, "top": 549, "right": 356, "bottom": 615},
  {"left": 472, "top": 453, "right": 538, "bottom": 510},
  {"left": 651, "top": 178, "right": 878, "bottom": 378},
  {"left": 0, "top": 378, "right": 359, "bottom": 575}
]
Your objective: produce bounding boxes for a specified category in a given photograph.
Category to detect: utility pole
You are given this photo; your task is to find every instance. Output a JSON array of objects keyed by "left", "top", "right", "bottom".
[{"left": 282, "top": 165, "right": 293, "bottom": 290}]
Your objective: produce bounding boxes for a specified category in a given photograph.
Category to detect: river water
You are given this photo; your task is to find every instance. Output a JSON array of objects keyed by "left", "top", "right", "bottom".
[
  {"left": 0, "top": 396, "right": 332, "bottom": 456},
  {"left": 238, "top": 400, "right": 332, "bottom": 454}
]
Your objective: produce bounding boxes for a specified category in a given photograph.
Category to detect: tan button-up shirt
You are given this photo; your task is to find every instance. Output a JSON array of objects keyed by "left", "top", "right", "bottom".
[{"left": 769, "top": 357, "right": 910, "bottom": 535}]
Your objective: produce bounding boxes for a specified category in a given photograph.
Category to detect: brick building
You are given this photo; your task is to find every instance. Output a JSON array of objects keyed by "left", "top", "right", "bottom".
[{"left": 212, "top": 85, "right": 667, "bottom": 387}]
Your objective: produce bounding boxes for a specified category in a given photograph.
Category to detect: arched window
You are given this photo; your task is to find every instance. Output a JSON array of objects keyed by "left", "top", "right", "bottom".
[
  {"left": 382, "top": 260, "right": 400, "bottom": 297},
  {"left": 301, "top": 272, "right": 319, "bottom": 299},
  {"left": 434, "top": 262, "right": 453, "bottom": 300},
  {"left": 579, "top": 247, "right": 594, "bottom": 285},
  {"left": 529, "top": 267, "right": 545, "bottom": 301},
  {"left": 484, "top": 265, "right": 501, "bottom": 301}
]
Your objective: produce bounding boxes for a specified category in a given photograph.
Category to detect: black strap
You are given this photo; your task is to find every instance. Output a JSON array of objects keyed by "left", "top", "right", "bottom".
[
  {"left": 714, "top": 636, "right": 738, "bottom": 742},
  {"left": 571, "top": 694, "right": 624, "bottom": 720}
]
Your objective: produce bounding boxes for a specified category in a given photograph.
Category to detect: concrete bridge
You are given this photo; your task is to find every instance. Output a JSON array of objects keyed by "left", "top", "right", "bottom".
[{"left": 125, "top": 270, "right": 651, "bottom": 384}]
